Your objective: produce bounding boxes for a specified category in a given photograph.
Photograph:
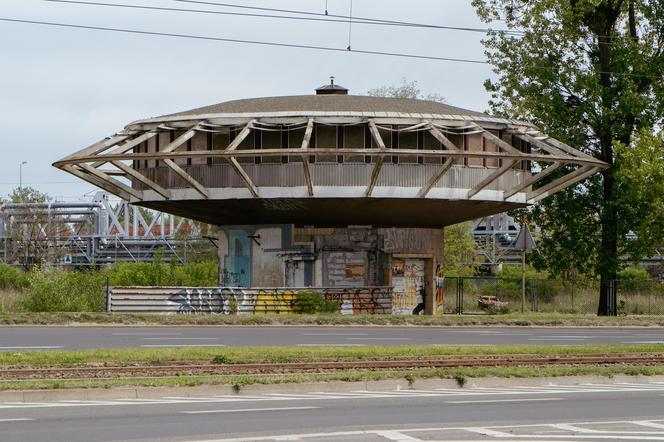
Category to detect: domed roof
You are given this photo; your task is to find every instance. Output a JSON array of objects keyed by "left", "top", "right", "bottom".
[{"left": 157, "top": 94, "right": 489, "bottom": 119}]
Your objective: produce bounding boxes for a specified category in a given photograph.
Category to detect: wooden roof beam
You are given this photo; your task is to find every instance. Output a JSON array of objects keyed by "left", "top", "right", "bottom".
[
  {"left": 427, "top": 124, "right": 459, "bottom": 151},
  {"left": 61, "top": 165, "right": 133, "bottom": 201},
  {"left": 467, "top": 160, "right": 517, "bottom": 199},
  {"left": 78, "top": 164, "right": 143, "bottom": 199},
  {"left": 365, "top": 120, "right": 386, "bottom": 197},
  {"left": 59, "top": 133, "right": 131, "bottom": 163},
  {"left": 418, "top": 158, "right": 454, "bottom": 198},
  {"left": 111, "top": 161, "right": 171, "bottom": 199},
  {"left": 91, "top": 131, "right": 157, "bottom": 168},
  {"left": 300, "top": 118, "right": 314, "bottom": 196},
  {"left": 228, "top": 158, "right": 259, "bottom": 198},
  {"left": 163, "top": 159, "right": 209, "bottom": 199},
  {"left": 161, "top": 124, "right": 200, "bottom": 154},
  {"left": 226, "top": 120, "right": 257, "bottom": 152},
  {"left": 527, "top": 166, "right": 598, "bottom": 203},
  {"left": 504, "top": 162, "right": 562, "bottom": 200}
]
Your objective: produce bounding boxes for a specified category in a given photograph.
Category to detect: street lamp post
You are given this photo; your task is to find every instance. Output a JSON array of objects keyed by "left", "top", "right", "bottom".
[{"left": 19, "top": 161, "right": 27, "bottom": 190}]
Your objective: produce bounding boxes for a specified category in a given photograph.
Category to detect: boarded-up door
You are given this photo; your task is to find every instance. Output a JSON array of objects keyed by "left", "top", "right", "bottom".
[{"left": 391, "top": 258, "right": 424, "bottom": 315}]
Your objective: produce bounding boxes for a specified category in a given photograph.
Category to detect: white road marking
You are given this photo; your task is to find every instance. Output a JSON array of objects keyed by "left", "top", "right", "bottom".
[
  {"left": 142, "top": 337, "right": 220, "bottom": 340},
  {"left": 300, "top": 333, "right": 369, "bottom": 336},
  {"left": 0, "top": 383, "right": 662, "bottom": 410},
  {"left": 111, "top": 333, "right": 183, "bottom": 336},
  {"left": 0, "top": 346, "right": 63, "bottom": 350},
  {"left": 373, "top": 430, "right": 423, "bottom": 441},
  {"left": 632, "top": 421, "right": 664, "bottom": 430},
  {"left": 295, "top": 343, "right": 364, "bottom": 346},
  {"left": 0, "top": 418, "right": 33, "bottom": 422},
  {"left": 347, "top": 337, "right": 411, "bottom": 340},
  {"left": 140, "top": 344, "right": 226, "bottom": 348},
  {"left": 109, "top": 418, "right": 664, "bottom": 442},
  {"left": 447, "top": 398, "right": 564, "bottom": 404},
  {"left": 181, "top": 406, "right": 319, "bottom": 414}
]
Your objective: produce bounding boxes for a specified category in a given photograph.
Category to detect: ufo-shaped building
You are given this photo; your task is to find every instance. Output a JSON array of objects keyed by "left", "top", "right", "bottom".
[{"left": 55, "top": 82, "right": 606, "bottom": 314}]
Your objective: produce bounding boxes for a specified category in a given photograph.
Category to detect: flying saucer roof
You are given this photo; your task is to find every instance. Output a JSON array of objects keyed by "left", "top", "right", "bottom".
[{"left": 158, "top": 95, "right": 489, "bottom": 119}]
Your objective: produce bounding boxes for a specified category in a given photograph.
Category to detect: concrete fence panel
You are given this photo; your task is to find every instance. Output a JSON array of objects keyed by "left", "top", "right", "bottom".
[{"left": 108, "top": 286, "right": 394, "bottom": 315}]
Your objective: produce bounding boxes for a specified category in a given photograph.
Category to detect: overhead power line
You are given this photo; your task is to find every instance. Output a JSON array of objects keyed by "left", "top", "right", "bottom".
[
  {"left": 43, "top": 0, "right": 523, "bottom": 35},
  {"left": 0, "top": 17, "right": 658, "bottom": 79},
  {"left": 168, "top": 0, "right": 641, "bottom": 40},
  {"left": 0, "top": 17, "right": 488, "bottom": 64}
]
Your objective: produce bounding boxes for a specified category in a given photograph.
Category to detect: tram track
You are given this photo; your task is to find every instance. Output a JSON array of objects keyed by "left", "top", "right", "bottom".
[{"left": 1, "top": 353, "right": 663, "bottom": 381}]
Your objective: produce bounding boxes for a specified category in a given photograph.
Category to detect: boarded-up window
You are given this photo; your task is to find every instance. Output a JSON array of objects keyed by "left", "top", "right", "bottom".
[
  {"left": 344, "top": 125, "right": 364, "bottom": 162},
  {"left": 484, "top": 130, "right": 500, "bottom": 168},
  {"left": 315, "top": 124, "right": 337, "bottom": 163},
  {"left": 288, "top": 127, "right": 305, "bottom": 163},
  {"left": 261, "top": 129, "right": 282, "bottom": 164},
  {"left": 423, "top": 130, "right": 443, "bottom": 164},
  {"left": 147, "top": 136, "right": 157, "bottom": 169},
  {"left": 398, "top": 129, "right": 418, "bottom": 164},
  {"left": 211, "top": 131, "right": 231, "bottom": 165},
  {"left": 190, "top": 132, "right": 207, "bottom": 166},
  {"left": 465, "top": 133, "right": 483, "bottom": 167}
]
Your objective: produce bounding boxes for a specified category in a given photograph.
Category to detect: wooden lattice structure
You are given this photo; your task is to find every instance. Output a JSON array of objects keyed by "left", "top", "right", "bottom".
[{"left": 54, "top": 85, "right": 607, "bottom": 227}]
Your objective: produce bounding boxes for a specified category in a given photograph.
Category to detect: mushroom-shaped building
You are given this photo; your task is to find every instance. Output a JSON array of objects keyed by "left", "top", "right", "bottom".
[{"left": 54, "top": 82, "right": 607, "bottom": 314}]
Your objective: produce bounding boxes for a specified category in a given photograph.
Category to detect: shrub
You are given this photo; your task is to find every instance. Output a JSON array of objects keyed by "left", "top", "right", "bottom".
[
  {"left": 21, "top": 269, "right": 105, "bottom": 312},
  {"left": 107, "top": 260, "right": 218, "bottom": 287},
  {"left": 618, "top": 267, "right": 651, "bottom": 280},
  {"left": 0, "top": 263, "right": 30, "bottom": 290},
  {"left": 296, "top": 291, "right": 340, "bottom": 314}
]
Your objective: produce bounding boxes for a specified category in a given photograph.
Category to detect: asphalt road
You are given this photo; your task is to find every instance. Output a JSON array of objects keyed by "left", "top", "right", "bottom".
[
  {"left": 0, "top": 326, "right": 663, "bottom": 350},
  {"left": 2, "top": 382, "right": 664, "bottom": 441}
]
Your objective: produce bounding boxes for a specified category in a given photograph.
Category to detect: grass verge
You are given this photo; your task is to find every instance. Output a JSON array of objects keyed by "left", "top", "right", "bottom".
[
  {"left": 3, "top": 365, "right": 664, "bottom": 391},
  {"left": 3, "top": 312, "right": 664, "bottom": 327},
  {"left": 2, "top": 343, "right": 663, "bottom": 367}
]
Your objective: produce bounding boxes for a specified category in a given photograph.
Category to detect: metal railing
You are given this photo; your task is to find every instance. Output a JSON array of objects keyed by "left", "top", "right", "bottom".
[{"left": 444, "top": 277, "right": 664, "bottom": 315}]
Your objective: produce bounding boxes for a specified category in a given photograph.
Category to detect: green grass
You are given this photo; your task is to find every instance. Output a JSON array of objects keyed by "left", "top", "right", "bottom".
[
  {"left": 3, "top": 311, "right": 664, "bottom": 326},
  {"left": 3, "top": 364, "right": 664, "bottom": 392},
  {"left": 1, "top": 343, "right": 662, "bottom": 368}
]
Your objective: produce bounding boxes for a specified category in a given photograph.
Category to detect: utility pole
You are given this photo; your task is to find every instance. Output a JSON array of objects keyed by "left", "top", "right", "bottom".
[
  {"left": 19, "top": 161, "right": 27, "bottom": 190},
  {"left": 514, "top": 220, "right": 536, "bottom": 313}
]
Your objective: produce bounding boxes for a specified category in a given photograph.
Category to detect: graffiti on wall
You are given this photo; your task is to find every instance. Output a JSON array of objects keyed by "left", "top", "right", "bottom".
[
  {"left": 111, "top": 286, "right": 395, "bottom": 315},
  {"left": 383, "top": 228, "right": 437, "bottom": 252},
  {"left": 323, "top": 287, "right": 392, "bottom": 315},
  {"left": 324, "top": 252, "right": 367, "bottom": 287}
]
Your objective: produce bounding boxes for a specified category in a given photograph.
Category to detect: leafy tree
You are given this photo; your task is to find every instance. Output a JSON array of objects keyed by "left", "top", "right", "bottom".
[
  {"left": 367, "top": 78, "right": 446, "bottom": 103},
  {"left": 616, "top": 129, "right": 664, "bottom": 261},
  {"left": 9, "top": 187, "right": 49, "bottom": 204},
  {"left": 444, "top": 222, "right": 480, "bottom": 277},
  {"left": 3, "top": 187, "right": 56, "bottom": 269},
  {"left": 472, "top": 0, "right": 663, "bottom": 314}
]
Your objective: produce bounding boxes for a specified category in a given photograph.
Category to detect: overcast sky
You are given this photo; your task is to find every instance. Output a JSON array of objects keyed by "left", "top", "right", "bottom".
[{"left": 1, "top": 0, "right": 496, "bottom": 201}]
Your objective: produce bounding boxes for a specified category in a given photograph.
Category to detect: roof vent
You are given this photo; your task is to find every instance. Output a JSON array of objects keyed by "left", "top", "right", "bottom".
[{"left": 315, "top": 76, "right": 348, "bottom": 95}]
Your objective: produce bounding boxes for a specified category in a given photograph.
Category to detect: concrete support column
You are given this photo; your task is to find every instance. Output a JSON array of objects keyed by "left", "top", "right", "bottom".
[{"left": 424, "top": 257, "right": 435, "bottom": 315}]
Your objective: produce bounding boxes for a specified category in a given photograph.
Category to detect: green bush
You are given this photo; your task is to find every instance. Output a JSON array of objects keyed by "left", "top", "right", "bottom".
[
  {"left": 296, "top": 291, "right": 340, "bottom": 314},
  {"left": 618, "top": 267, "right": 651, "bottom": 280},
  {"left": 0, "top": 263, "right": 30, "bottom": 290},
  {"left": 21, "top": 269, "right": 106, "bottom": 312},
  {"left": 107, "top": 260, "right": 218, "bottom": 286}
]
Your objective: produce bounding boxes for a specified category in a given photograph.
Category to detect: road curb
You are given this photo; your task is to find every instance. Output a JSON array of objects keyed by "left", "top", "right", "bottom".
[{"left": 3, "top": 374, "right": 664, "bottom": 403}]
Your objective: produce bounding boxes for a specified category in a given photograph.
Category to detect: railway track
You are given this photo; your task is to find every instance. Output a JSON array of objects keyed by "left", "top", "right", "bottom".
[{"left": 1, "top": 353, "right": 663, "bottom": 381}]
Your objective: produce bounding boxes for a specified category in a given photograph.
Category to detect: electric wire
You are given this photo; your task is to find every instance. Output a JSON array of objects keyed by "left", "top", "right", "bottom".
[
  {"left": 0, "top": 17, "right": 488, "bottom": 64},
  {"left": 0, "top": 16, "right": 659, "bottom": 79},
  {"left": 43, "top": 0, "right": 523, "bottom": 35}
]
